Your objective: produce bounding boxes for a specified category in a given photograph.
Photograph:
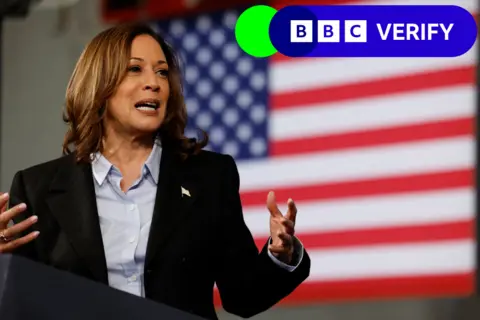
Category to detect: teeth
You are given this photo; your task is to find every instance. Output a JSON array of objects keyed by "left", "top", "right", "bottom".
[
  {"left": 137, "top": 106, "right": 156, "bottom": 111},
  {"left": 135, "top": 101, "right": 158, "bottom": 109}
]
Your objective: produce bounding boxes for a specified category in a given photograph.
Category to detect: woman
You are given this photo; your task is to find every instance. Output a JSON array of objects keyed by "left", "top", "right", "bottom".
[{"left": 0, "top": 23, "right": 310, "bottom": 319}]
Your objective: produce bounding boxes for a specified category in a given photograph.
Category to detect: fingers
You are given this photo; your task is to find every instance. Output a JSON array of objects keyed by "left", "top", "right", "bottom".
[
  {"left": 278, "top": 232, "right": 293, "bottom": 245},
  {"left": 0, "top": 193, "right": 9, "bottom": 213},
  {"left": 267, "top": 192, "right": 298, "bottom": 223},
  {"left": 280, "top": 218, "right": 294, "bottom": 235},
  {"left": 266, "top": 191, "right": 282, "bottom": 218},
  {"left": 0, "top": 192, "right": 39, "bottom": 254},
  {"left": 0, "top": 231, "right": 39, "bottom": 254},
  {"left": 2, "top": 215, "right": 38, "bottom": 239},
  {"left": 285, "top": 198, "right": 297, "bottom": 224},
  {"left": 269, "top": 232, "right": 293, "bottom": 253},
  {"left": 0, "top": 203, "right": 27, "bottom": 229},
  {"left": 267, "top": 193, "right": 298, "bottom": 263},
  {"left": 268, "top": 245, "right": 286, "bottom": 254}
]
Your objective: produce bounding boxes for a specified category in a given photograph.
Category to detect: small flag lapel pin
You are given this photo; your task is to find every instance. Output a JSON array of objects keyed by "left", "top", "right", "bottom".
[{"left": 181, "top": 186, "right": 191, "bottom": 197}]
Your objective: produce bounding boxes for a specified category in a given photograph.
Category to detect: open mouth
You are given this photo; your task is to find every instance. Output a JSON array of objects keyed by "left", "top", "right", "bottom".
[{"left": 135, "top": 99, "right": 160, "bottom": 111}]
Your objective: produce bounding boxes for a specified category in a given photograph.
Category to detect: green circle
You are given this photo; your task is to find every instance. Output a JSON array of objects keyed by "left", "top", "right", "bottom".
[{"left": 235, "top": 5, "right": 277, "bottom": 58}]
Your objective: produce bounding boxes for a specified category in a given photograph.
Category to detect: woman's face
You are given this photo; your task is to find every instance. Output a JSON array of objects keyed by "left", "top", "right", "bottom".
[{"left": 105, "top": 34, "right": 170, "bottom": 137}]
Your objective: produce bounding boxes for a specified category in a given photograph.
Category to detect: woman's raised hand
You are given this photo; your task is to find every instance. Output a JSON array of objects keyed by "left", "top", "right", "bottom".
[{"left": 0, "top": 193, "right": 39, "bottom": 253}]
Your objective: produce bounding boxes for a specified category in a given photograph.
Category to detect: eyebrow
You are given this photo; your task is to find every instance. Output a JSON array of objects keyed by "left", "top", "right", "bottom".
[{"left": 130, "top": 57, "right": 167, "bottom": 65}]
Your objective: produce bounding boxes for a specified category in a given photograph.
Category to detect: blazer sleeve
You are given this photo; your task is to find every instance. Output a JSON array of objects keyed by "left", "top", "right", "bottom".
[
  {"left": 6, "top": 170, "right": 38, "bottom": 260},
  {"left": 215, "top": 155, "right": 310, "bottom": 318}
]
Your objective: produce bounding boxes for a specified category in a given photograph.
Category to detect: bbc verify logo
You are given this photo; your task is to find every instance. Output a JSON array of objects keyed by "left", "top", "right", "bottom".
[
  {"left": 234, "top": 5, "right": 477, "bottom": 58},
  {"left": 291, "top": 20, "right": 454, "bottom": 43},
  {"left": 291, "top": 20, "right": 368, "bottom": 42},
  {"left": 292, "top": 20, "right": 368, "bottom": 42}
]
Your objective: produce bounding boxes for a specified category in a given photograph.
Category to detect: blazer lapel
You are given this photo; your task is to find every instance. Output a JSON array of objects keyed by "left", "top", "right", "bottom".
[
  {"left": 145, "top": 148, "right": 198, "bottom": 268},
  {"left": 45, "top": 156, "right": 108, "bottom": 284}
]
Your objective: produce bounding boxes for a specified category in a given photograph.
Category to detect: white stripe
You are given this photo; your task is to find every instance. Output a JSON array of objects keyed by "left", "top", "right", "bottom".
[
  {"left": 271, "top": 86, "right": 474, "bottom": 140},
  {"left": 244, "top": 188, "right": 473, "bottom": 236},
  {"left": 237, "top": 137, "right": 473, "bottom": 191},
  {"left": 306, "top": 240, "right": 474, "bottom": 281},
  {"left": 270, "top": 46, "right": 475, "bottom": 94}
]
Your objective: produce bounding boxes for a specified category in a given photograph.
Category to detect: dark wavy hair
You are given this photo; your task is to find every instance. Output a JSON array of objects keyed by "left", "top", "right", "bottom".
[{"left": 62, "top": 22, "right": 208, "bottom": 163}]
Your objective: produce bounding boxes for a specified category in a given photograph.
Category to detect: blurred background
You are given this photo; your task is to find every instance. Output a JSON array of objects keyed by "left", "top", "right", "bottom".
[{"left": 0, "top": 0, "right": 478, "bottom": 319}]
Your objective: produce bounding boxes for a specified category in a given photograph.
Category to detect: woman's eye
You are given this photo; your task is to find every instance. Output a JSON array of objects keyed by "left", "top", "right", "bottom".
[
  {"left": 128, "top": 66, "right": 141, "bottom": 72},
  {"left": 157, "top": 69, "right": 169, "bottom": 77}
]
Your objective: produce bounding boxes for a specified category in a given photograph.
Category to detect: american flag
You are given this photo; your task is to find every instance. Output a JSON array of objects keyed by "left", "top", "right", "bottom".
[{"left": 154, "top": 0, "right": 477, "bottom": 307}]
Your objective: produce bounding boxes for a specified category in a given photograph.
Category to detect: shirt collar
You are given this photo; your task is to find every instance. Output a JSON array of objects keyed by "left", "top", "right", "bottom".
[{"left": 91, "top": 139, "right": 162, "bottom": 186}]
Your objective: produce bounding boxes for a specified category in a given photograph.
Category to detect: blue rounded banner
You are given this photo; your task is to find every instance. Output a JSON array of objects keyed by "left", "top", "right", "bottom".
[{"left": 269, "top": 5, "right": 477, "bottom": 57}]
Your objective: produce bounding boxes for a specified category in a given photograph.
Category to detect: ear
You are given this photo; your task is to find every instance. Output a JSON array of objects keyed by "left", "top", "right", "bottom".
[{"left": 98, "top": 104, "right": 106, "bottom": 116}]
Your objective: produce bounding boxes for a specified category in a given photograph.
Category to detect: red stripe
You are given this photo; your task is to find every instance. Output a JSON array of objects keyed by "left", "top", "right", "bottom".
[
  {"left": 254, "top": 219, "right": 474, "bottom": 250},
  {"left": 214, "top": 273, "right": 473, "bottom": 307},
  {"left": 271, "top": 53, "right": 298, "bottom": 62},
  {"left": 272, "top": 0, "right": 359, "bottom": 10},
  {"left": 240, "top": 169, "right": 473, "bottom": 206},
  {"left": 271, "top": 66, "right": 475, "bottom": 109},
  {"left": 271, "top": 117, "right": 474, "bottom": 156},
  {"left": 271, "top": 53, "right": 325, "bottom": 63}
]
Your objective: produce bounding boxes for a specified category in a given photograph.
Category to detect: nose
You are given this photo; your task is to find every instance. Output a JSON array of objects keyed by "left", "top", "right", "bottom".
[
  {"left": 144, "top": 83, "right": 160, "bottom": 92},
  {"left": 143, "top": 71, "right": 160, "bottom": 92}
]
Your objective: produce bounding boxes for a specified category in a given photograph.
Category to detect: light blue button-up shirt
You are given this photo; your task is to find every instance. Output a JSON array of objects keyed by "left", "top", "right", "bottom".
[{"left": 91, "top": 141, "right": 303, "bottom": 297}]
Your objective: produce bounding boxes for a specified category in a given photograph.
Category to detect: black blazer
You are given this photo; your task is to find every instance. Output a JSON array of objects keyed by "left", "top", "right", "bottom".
[{"left": 7, "top": 147, "right": 310, "bottom": 320}]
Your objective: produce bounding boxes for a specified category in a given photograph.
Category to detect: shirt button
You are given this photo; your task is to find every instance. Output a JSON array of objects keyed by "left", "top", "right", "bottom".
[
  {"left": 129, "top": 274, "right": 137, "bottom": 282},
  {"left": 129, "top": 236, "right": 135, "bottom": 243},
  {"left": 129, "top": 204, "right": 136, "bottom": 211}
]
